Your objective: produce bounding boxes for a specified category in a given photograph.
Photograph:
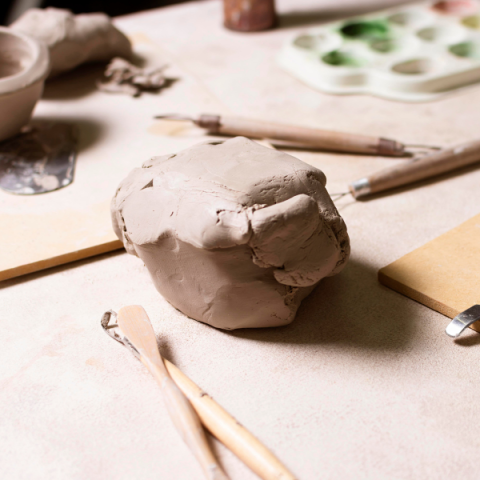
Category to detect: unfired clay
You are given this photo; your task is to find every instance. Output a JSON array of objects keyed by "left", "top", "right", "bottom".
[
  {"left": 0, "top": 27, "right": 49, "bottom": 142},
  {"left": 111, "top": 137, "right": 350, "bottom": 330},
  {"left": 11, "top": 8, "right": 132, "bottom": 78},
  {"left": 97, "top": 57, "right": 168, "bottom": 97}
]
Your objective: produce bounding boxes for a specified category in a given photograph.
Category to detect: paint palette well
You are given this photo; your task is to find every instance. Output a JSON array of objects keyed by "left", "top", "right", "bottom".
[{"left": 278, "top": 1, "right": 480, "bottom": 101}]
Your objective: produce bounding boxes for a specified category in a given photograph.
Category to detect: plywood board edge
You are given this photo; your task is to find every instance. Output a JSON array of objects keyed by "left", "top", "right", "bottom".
[
  {"left": 377, "top": 269, "right": 459, "bottom": 319},
  {"left": 378, "top": 269, "right": 480, "bottom": 333},
  {"left": 0, "top": 240, "right": 124, "bottom": 282}
]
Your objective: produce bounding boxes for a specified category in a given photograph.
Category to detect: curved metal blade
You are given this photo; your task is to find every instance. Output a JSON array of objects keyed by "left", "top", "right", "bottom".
[{"left": 446, "top": 304, "right": 480, "bottom": 338}]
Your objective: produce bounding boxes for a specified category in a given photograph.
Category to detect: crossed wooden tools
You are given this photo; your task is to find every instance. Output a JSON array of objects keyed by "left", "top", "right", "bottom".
[{"left": 101, "top": 305, "right": 296, "bottom": 480}]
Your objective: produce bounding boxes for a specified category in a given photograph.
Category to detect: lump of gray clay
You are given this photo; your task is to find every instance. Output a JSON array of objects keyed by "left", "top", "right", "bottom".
[
  {"left": 11, "top": 8, "right": 132, "bottom": 78},
  {"left": 111, "top": 137, "right": 350, "bottom": 330}
]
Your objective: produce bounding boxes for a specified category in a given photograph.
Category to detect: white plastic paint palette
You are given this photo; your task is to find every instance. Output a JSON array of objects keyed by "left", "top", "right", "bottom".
[{"left": 278, "top": 1, "right": 480, "bottom": 101}]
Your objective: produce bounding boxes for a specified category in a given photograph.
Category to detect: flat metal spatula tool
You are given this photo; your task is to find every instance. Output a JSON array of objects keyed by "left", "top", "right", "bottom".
[{"left": 0, "top": 121, "right": 77, "bottom": 195}]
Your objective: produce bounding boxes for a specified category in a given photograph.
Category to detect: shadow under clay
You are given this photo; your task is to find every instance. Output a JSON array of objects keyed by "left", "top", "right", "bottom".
[
  {"left": 229, "top": 258, "right": 421, "bottom": 352},
  {"left": 42, "top": 63, "right": 106, "bottom": 100}
]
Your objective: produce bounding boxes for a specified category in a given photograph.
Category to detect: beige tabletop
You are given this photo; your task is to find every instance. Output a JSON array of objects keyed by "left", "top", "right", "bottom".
[{"left": 2, "top": 1, "right": 480, "bottom": 479}]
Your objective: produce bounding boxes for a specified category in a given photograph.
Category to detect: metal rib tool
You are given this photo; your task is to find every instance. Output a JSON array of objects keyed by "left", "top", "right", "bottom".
[{"left": 445, "top": 305, "right": 480, "bottom": 338}]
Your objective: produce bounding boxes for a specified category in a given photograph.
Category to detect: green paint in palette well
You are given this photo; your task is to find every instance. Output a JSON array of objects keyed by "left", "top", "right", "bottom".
[
  {"left": 322, "top": 50, "right": 366, "bottom": 67},
  {"left": 340, "top": 20, "right": 390, "bottom": 41},
  {"left": 339, "top": 19, "right": 396, "bottom": 53},
  {"left": 449, "top": 41, "right": 480, "bottom": 59}
]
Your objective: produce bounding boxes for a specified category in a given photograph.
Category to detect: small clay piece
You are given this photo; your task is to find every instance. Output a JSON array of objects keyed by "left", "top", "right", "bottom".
[
  {"left": 111, "top": 137, "right": 350, "bottom": 330},
  {"left": 97, "top": 57, "right": 169, "bottom": 97},
  {"left": 11, "top": 8, "right": 132, "bottom": 78}
]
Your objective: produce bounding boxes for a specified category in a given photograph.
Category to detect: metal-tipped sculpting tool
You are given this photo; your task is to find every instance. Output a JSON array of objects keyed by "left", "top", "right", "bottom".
[
  {"left": 102, "top": 307, "right": 297, "bottom": 480},
  {"left": 349, "top": 138, "right": 480, "bottom": 199},
  {"left": 102, "top": 306, "right": 228, "bottom": 480},
  {"left": 155, "top": 113, "right": 437, "bottom": 157}
]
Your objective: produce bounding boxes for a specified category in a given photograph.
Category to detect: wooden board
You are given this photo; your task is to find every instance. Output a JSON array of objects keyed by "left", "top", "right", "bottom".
[
  {"left": 378, "top": 213, "right": 480, "bottom": 333},
  {"left": 0, "top": 34, "right": 230, "bottom": 282},
  {"left": 0, "top": 200, "right": 121, "bottom": 281}
]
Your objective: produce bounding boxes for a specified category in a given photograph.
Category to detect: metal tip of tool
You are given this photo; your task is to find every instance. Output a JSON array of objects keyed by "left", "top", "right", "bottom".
[
  {"left": 329, "top": 191, "right": 350, "bottom": 202},
  {"left": 101, "top": 309, "right": 141, "bottom": 359},
  {"left": 154, "top": 113, "right": 195, "bottom": 122},
  {"left": 404, "top": 144, "right": 443, "bottom": 157},
  {"left": 101, "top": 309, "right": 117, "bottom": 329},
  {"left": 406, "top": 143, "right": 442, "bottom": 150},
  {"left": 348, "top": 177, "right": 371, "bottom": 199},
  {"left": 445, "top": 305, "right": 480, "bottom": 338}
]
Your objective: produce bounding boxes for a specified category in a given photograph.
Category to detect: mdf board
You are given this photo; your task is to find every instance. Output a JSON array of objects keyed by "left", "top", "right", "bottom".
[
  {"left": 0, "top": 35, "right": 229, "bottom": 282},
  {"left": 378, "top": 213, "right": 480, "bottom": 333}
]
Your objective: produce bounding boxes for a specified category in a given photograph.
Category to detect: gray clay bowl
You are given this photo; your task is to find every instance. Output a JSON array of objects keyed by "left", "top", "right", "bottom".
[{"left": 0, "top": 26, "right": 50, "bottom": 142}]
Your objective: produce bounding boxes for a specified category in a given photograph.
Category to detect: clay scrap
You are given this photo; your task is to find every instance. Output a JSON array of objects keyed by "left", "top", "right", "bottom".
[
  {"left": 97, "top": 58, "right": 170, "bottom": 97},
  {"left": 111, "top": 137, "right": 350, "bottom": 330},
  {"left": 11, "top": 8, "right": 132, "bottom": 78}
]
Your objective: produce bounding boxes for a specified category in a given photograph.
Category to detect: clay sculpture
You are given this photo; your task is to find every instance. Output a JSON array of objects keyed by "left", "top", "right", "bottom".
[
  {"left": 11, "top": 8, "right": 132, "bottom": 78},
  {"left": 111, "top": 137, "right": 350, "bottom": 330}
]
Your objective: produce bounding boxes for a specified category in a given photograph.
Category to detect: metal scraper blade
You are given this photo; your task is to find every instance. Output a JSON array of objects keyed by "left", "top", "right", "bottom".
[{"left": 0, "top": 121, "right": 77, "bottom": 195}]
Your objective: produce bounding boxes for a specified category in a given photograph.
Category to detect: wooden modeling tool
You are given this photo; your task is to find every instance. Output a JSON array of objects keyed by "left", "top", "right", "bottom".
[
  {"left": 102, "top": 308, "right": 297, "bottom": 480},
  {"left": 154, "top": 113, "right": 434, "bottom": 157},
  {"left": 103, "top": 306, "right": 228, "bottom": 480},
  {"left": 379, "top": 213, "right": 480, "bottom": 338},
  {"left": 349, "top": 138, "right": 480, "bottom": 199}
]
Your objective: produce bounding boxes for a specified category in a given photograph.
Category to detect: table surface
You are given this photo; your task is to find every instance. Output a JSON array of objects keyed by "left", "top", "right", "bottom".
[{"left": 2, "top": 1, "right": 480, "bottom": 479}]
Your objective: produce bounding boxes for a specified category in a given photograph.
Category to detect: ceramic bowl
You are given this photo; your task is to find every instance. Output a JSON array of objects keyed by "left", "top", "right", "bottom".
[{"left": 0, "top": 27, "right": 50, "bottom": 142}]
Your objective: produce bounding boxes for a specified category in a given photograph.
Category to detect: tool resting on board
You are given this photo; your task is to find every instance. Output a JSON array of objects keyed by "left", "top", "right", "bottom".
[
  {"left": 102, "top": 307, "right": 297, "bottom": 480},
  {"left": 155, "top": 113, "right": 423, "bottom": 156},
  {"left": 378, "top": 213, "right": 480, "bottom": 338}
]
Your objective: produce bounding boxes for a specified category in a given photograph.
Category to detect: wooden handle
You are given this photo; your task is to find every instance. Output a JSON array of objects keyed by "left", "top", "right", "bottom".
[
  {"left": 117, "top": 306, "right": 295, "bottom": 479},
  {"left": 350, "top": 139, "right": 480, "bottom": 198},
  {"left": 117, "top": 306, "right": 228, "bottom": 480},
  {"left": 144, "top": 358, "right": 228, "bottom": 480},
  {"left": 198, "top": 114, "right": 404, "bottom": 156},
  {"left": 165, "top": 359, "right": 297, "bottom": 480}
]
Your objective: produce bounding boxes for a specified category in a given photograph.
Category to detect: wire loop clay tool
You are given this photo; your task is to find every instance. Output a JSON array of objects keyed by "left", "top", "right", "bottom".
[
  {"left": 102, "top": 306, "right": 297, "bottom": 480},
  {"left": 155, "top": 113, "right": 436, "bottom": 157}
]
